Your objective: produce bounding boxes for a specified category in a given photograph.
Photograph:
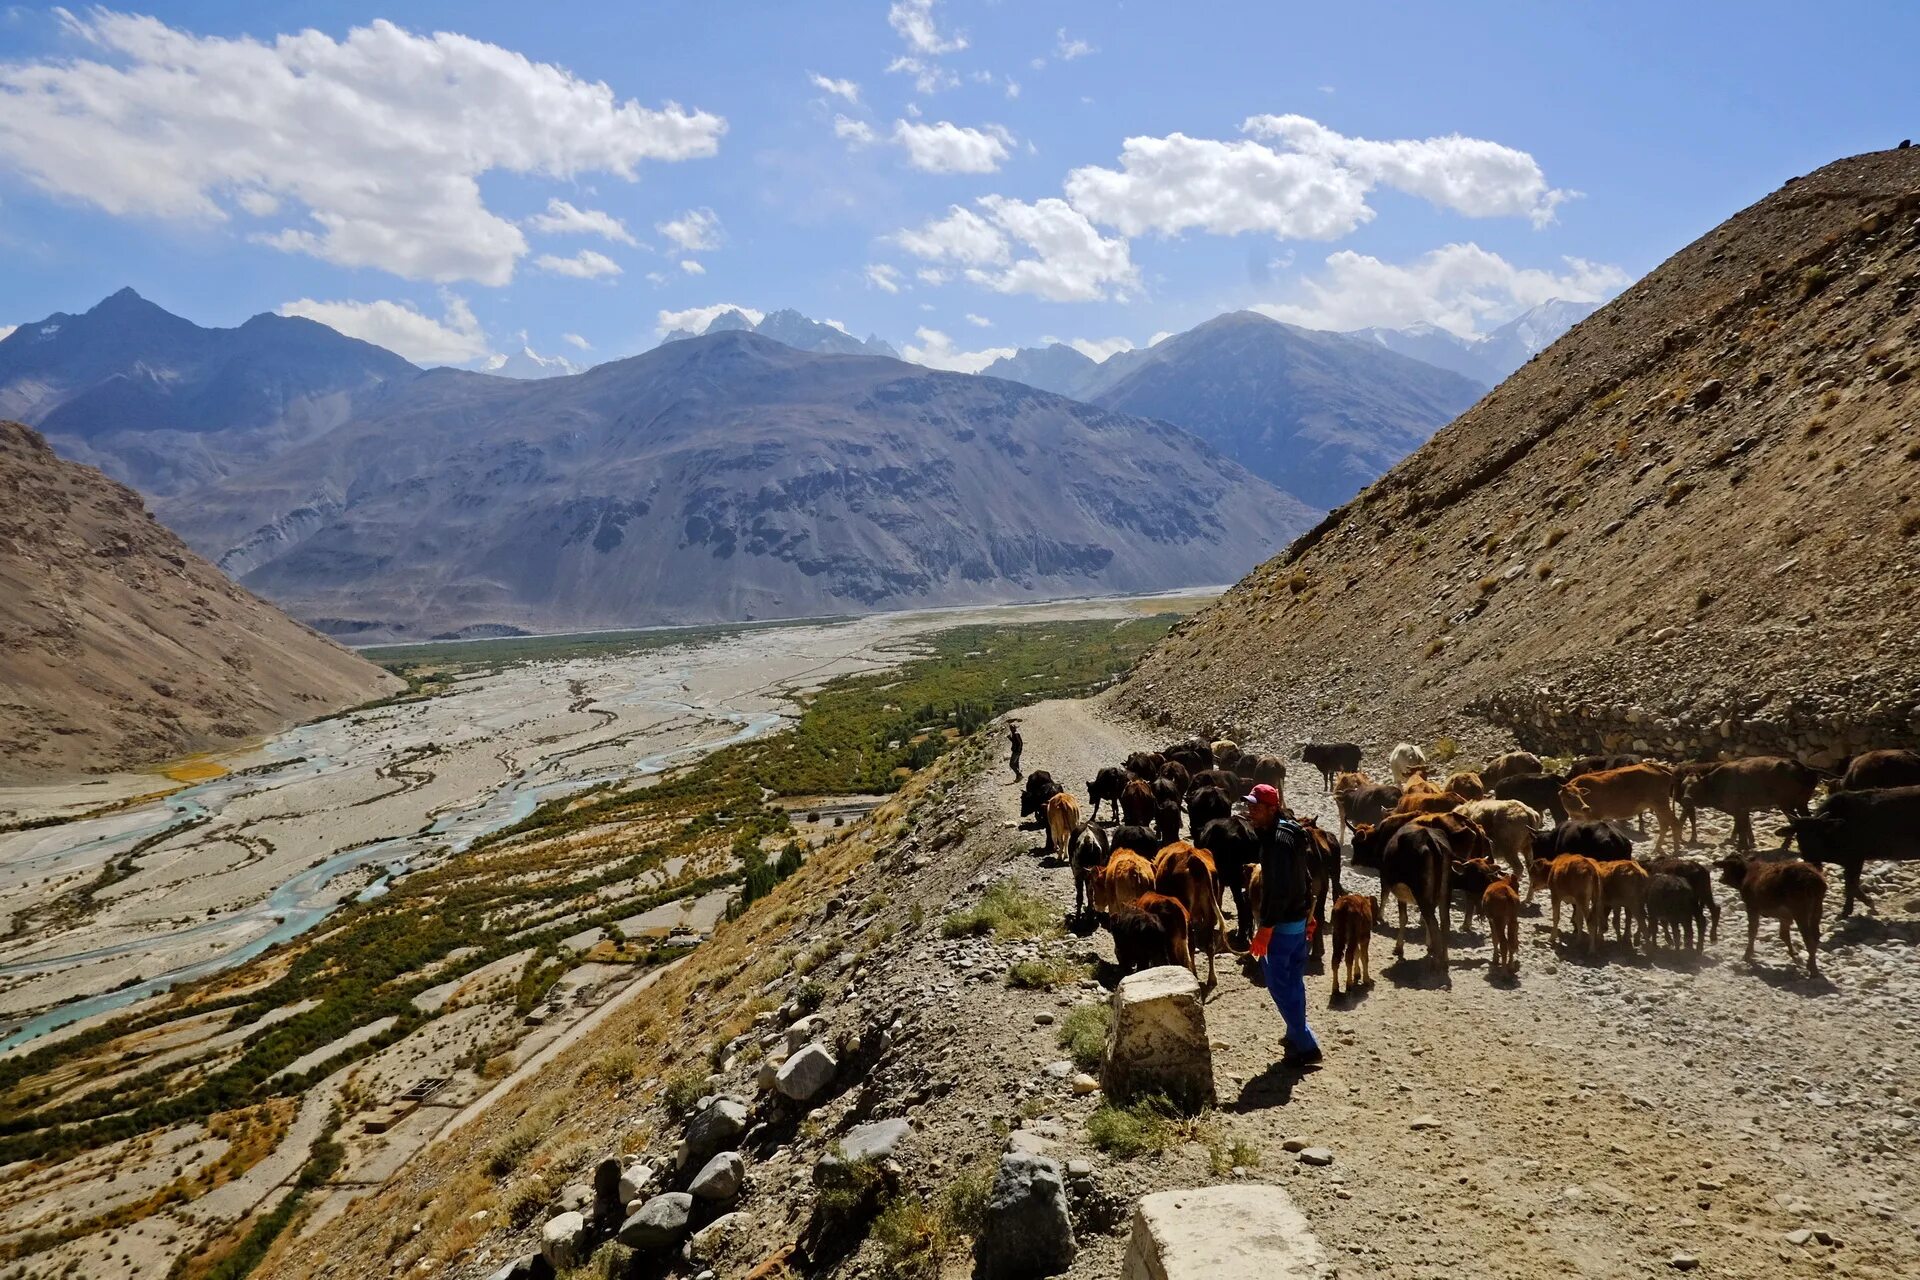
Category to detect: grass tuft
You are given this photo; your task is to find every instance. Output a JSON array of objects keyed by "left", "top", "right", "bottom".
[{"left": 942, "top": 881, "right": 1057, "bottom": 940}]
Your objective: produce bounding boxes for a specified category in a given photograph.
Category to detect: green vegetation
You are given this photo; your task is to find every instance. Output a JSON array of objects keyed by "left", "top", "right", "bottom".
[
  {"left": 361, "top": 615, "right": 839, "bottom": 669},
  {"left": 1056, "top": 1003, "right": 1112, "bottom": 1071},
  {"left": 941, "top": 880, "right": 1057, "bottom": 939},
  {"left": 1086, "top": 1095, "right": 1179, "bottom": 1158},
  {"left": 1006, "top": 957, "right": 1088, "bottom": 990},
  {"left": 165, "top": 1110, "right": 343, "bottom": 1280},
  {"left": 871, "top": 1195, "right": 948, "bottom": 1278},
  {"left": 660, "top": 1067, "right": 711, "bottom": 1118}
]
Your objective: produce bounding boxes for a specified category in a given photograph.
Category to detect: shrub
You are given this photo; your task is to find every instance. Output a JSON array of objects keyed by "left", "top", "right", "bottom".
[
  {"left": 1429, "top": 737, "right": 1459, "bottom": 765},
  {"left": 1798, "top": 265, "right": 1829, "bottom": 297},
  {"left": 793, "top": 980, "right": 829, "bottom": 1013},
  {"left": 1086, "top": 1096, "right": 1177, "bottom": 1158},
  {"left": 1208, "top": 1134, "right": 1262, "bottom": 1176},
  {"left": 871, "top": 1195, "right": 947, "bottom": 1279},
  {"left": 941, "top": 881, "right": 1056, "bottom": 939},
  {"left": 814, "top": 1153, "right": 886, "bottom": 1232},
  {"left": 1056, "top": 1004, "right": 1111, "bottom": 1071},
  {"left": 1006, "top": 958, "right": 1086, "bottom": 990},
  {"left": 661, "top": 1068, "right": 709, "bottom": 1118},
  {"left": 940, "top": 1158, "right": 997, "bottom": 1238},
  {"left": 485, "top": 1125, "right": 540, "bottom": 1180},
  {"left": 505, "top": 1177, "right": 551, "bottom": 1230},
  {"left": 584, "top": 1047, "right": 637, "bottom": 1087}
]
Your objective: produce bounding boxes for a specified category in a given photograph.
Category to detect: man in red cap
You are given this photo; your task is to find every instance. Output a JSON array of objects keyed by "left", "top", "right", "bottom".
[{"left": 1244, "top": 783, "right": 1322, "bottom": 1065}]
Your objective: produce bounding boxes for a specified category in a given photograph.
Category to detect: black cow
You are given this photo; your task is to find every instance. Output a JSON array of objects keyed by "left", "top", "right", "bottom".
[
  {"left": 1190, "top": 767, "right": 1240, "bottom": 795},
  {"left": 1019, "top": 771, "right": 1063, "bottom": 820},
  {"left": 1124, "top": 751, "right": 1166, "bottom": 781},
  {"left": 1086, "top": 766, "right": 1130, "bottom": 822},
  {"left": 1838, "top": 749, "right": 1920, "bottom": 792},
  {"left": 1532, "top": 819, "right": 1633, "bottom": 865},
  {"left": 1157, "top": 760, "right": 1192, "bottom": 796},
  {"left": 1185, "top": 784, "right": 1232, "bottom": 834},
  {"left": 1153, "top": 801, "right": 1182, "bottom": 845},
  {"left": 1301, "top": 741, "right": 1363, "bottom": 790},
  {"left": 1788, "top": 784, "right": 1920, "bottom": 917},
  {"left": 1195, "top": 815, "right": 1258, "bottom": 936},
  {"left": 1107, "top": 823, "right": 1161, "bottom": 858},
  {"left": 1568, "top": 753, "right": 1643, "bottom": 779},
  {"left": 1493, "top": 772, "right": 1571, "bottom": 825}
]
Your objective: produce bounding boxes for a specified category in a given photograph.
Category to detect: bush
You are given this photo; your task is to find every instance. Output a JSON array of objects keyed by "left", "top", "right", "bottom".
[
  {"left": 941, "top": 881, "right": 1056, "bottom": 940},
  {"left": 661, "top": 1068, "right": 709, "bottom": 1118},
  {"left": 505, "top": 1177, "right": 551, "bottom": 1229},
  {"left": 1086, "top": 1096, "right": 1177, "bottom": 1158},
  {"left": 1055, "top": 1004, "right": 1111, "bottom": 1071},
  {"left": 793, "top": 980, "right": 829, "bottom": 1013},
  {"left": 940, "top": 1157, "right": 996, "bottom": 1238},
  {"left": 871, "top": 1195, "right": 947, "bottom": 1278},
  {"left": 1006, "top": 958, "right": 1085, "bottom": 990},
  {"left": 485, "top": 1125, "right": 540, "bottom": 1179},
  {"left": 1429, "top": 737, "right": 1459, "bottom": 764},
  {"left": 584, "top": 1047, "right": 637, "bottom": 1086}
]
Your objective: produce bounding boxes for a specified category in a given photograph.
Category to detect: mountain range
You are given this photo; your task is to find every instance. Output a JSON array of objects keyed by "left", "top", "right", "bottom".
[
  {"left": 1346, "top": 299, "right": 1600, "bottom": 387},
  {"left": 662, "top": 307, "right": 900, "bottom": 358},
  {"left": 0, "top": 420, "right": 395, "bottom": 780},
  {"left": 158, "top": 332, "right": 1316, "bottom": 640}
]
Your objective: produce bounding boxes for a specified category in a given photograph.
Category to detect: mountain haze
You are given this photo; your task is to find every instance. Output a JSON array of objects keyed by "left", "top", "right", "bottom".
[
  {"left": 978, "top": 343, "right": 1102, "bottom": 398},
  {"left": 0, "top": 421, "right": 397, "bottom": 781},
  {"left": 164, "top": 333, "right": 1316, "bottom": 640},
  {"left": 1349, "top": 299, "right": 1599, "bottom": 387},
  {"left": 664, "top": 308, "right": 899, "bottom": 358}
]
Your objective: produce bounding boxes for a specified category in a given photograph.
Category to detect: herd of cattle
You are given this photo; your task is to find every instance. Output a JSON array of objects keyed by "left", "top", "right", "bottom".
[{"left": 1018, "top": 738, "right": 1920, "bottom": 992}]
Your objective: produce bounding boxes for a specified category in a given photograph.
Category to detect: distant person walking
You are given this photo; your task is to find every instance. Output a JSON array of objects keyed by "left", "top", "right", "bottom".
[
  {"left": 1244, "top": 783, "right": 1322, "bottom": 1065},
  {"left": 1008, "top": 722, "right": 1024, "bottom": 779}
]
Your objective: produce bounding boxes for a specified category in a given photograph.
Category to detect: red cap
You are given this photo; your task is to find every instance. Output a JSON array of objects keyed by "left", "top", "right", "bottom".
[{"left": 1242, "top": 783, "right": 1281, "bottom": 808}]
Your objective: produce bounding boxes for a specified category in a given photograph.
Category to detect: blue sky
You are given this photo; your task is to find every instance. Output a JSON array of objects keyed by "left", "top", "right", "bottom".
[{"left": 2, "top": 1, "right": 1915, "bottom": 371}]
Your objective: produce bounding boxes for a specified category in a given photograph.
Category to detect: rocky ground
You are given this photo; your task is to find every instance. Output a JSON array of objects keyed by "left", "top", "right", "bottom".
[{"left": 310, "top": 694, "right": 1919, "bottom": 1280}]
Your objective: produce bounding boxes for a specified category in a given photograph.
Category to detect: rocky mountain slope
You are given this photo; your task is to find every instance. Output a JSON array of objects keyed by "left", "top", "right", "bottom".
[
  {"left": 163, "top": 333, "right": 1316, "bottom": 640},
  {"left": 1121, "top": 147, "right": 1920, "bottom": 767},
  {"left": 1348, "top": 299, "right": 1599, "bottom": 387},
  {"left": 0, "top": 422, "right": 397, "bottom": 781},
  {"left": 1080, "top": 313, "right": 1487, "bottom": 509},
  {"left": 0, "top": 288, "right": 420, "bottom": 497}
]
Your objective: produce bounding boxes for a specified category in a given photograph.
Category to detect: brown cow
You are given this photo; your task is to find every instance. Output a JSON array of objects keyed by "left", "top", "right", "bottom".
[
  {"left": 1481, "top": 751, "right": 1543, "bottom": 788},
  {"left": 1328, "top": 893, "right": 1374, "bottom": 1000},
  {"left": 1482, "top": 874, "right": 1522, "bottom": 973},
  {"left": 1455, "top": 799, "right": 1546, "bottom": 893},
  {"left": 1044, "top": 792, "right": 1081, "bottom": 858},
  {"left": 1598, "top": 858, "right": 1650, "bottom": 950},
  {"left": 1545, "top": 854, "right": 1603, "bottom": 951},
  {"left": 1714, "top": 855, "right": 1826, "bottom": 977},
  {"left": 1681, "top": 756, "right": 1820, "bottom": 851},
  {"left": 1119, "top": 778, "right": 1156, "bottom": 827},
  {"left": 1838, "top": 748, "right": 1920, "bottom": 792},
  {"left": 1152, "top": 842, "right": 1223, "bottom": 987},
  {"left": 1444, "top": 771, "right": 1486, "bottom": 802},
  {"left": 1560, "top": 764, "right": 1679, "bottom": 851},
  {"left": 1091, "top": 849, "right": 1155, "bottom": 915},
  {"left": 1448, "top": 856, "right": 1505, "bottom": 932},
  {"left": 1106, "top": 892, "right": 1191, "bottom": 974}
]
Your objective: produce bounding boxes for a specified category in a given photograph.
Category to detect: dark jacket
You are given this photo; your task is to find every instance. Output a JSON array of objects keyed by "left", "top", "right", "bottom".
[{"left": 1256, "top": 816, "right": 1313, "bottom": 927}]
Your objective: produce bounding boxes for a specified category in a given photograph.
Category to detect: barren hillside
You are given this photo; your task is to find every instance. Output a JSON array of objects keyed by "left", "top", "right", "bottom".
[
  {"left": 1121, "top": 147, "right": 1920, "bottom": 765},
  {"left": 0, "top": 421, "right": 397, "bottom": 780}
]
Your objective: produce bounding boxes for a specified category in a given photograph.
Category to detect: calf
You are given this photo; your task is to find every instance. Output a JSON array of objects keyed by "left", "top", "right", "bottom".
[
  {"left": 1019, "top": 770, "right": 1063, "bottom": 820},
  {"left": 1086, "top": 766, "right": 1130, "bottom": 822},
  {"left": 1190, "top": 767, "right": 1240, "bottom": 796},
  {"left": 1389, "top": 742, "right": 1429, "bottom": 783},
  {"left": 1301, "top": 741, "right": 1364, "bottom": 790},
  {"left": 1838, "top": 748, "right": 1920, "bottom": 791},
  {"left": 1667, "top": 761, "right": 1718, "bottom": 844},
  {"left": 1545, "top": 854, "right": 1602, "bottom": 951},
  {"left": 1530, "top": 819, "right": 1634, "bottom": 893},
  {"left": 1598, "top": 859, "right": 1650, "bottom": 950},
  {"left": 1494, "top": 772, "right": 1571, "bottom": 825},
  {"left": 1152, "top": 842, "right": 1223, "bottom": 987},
  {"left": 1119, "top": 778, "right": 1156, "bottom": 827},
  {"left": 1642, "top": 856, "right": 1720, "bottom": 940},
  {"left": 1645, "top": 872, "right": 1706, "bottom": 951},
  {"left": 1091, "top": 849, "right": 1156, "bottom": 915},
  {"left": 1481, "top": 751, "right": 1543, "bottom": 788},
  {"left": 1680, "top": 756, "right": 1820, "bottom": 852},
  {"left": 1786, "top": 784, "right": 1920, "bottom": 917},
  {"left": 1396, "top": 789, "right": 1465, "bottom": 816},
  {"left": 1444, "top": 771, "right": 1487, "bottom": 802},
  {"left": 1105, "top": 893, "right": 1191, "bottom": 975},
  {"left": 1378, "top": 824, "right": 1453, "bottom": 971},
  {"left": 1252, "top": 754, "right": 1289, "bottom": 793},
  {"left": 1335, "top": 772, "right": 1401, "bottom": 843},
  {"left": 1560, "top": 764, "right": 1679, "bottom": 850},
  {"left": 1044, "top": 792, "right": 1081, "bottom": 858},
  {"left": 1448, "top": 856, "right": 1505, "bottom": 932},
  {"left": 1455, "top": 799, "right": 1545, "bottom": 893},
  {"left": 1714, "top": 855, "right": 1827, "bottom": 976},
  {"left": 1068, "top": 824, "right": 1110, "bottom": 920},
  {"left": 1210, "top": 740, "right": 1242, "bottom": 771},
  {"left": 1328, "top": 893, "right": 1375, "bottom": 1000},
  {"left": 1482, "top": 874, "right": 1522, "bottom": 973}
]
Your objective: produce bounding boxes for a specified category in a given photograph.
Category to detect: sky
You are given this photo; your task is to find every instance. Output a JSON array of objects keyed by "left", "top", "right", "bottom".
[{"left": 1, "top": 1, "right": 1916, "bottom": 372}]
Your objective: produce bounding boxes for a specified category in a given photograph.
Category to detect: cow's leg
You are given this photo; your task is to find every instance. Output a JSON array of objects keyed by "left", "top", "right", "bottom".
[
  {"left": 1394, "top": 900, "right": 1408, "bottom": 958},
  {"left": 1779, "top": 917, "right": 1799, "bottom": 960},
  {"left": 1550, "top": 893, "right": 1562, "bottom": 946},
  {"left": 1841, "top": 862, "right": 1871, "bottom": 917},
  {"left": 1799, "top": 908, "right": 1820, "bottom": 977},
  {"left": 1743, "top": 908, "right": 1760, "bottom": 963}
]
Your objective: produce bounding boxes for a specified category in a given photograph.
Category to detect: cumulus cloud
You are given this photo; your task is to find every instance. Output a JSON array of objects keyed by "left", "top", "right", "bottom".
[
  {"left": 866, "top": 263, "right": 905, "bottom": 294},
  {"left": 680, "top": 259, "right": 705, "bottom": 275},
  {"left": 808, "top": 72, "right": 859, "bottom": 103},
  {"left": 1056, "top": 29, "right": 1096, "bottom": 60},
  {"left": 656, "top": 303, "right": 764, "bottom": 335},
  {"left": 901, "top": 327, "right": 1015, "bottom": 374},
  {"left": 526, "top": 198, "right": 637, "bottom": 245},
  {"left": 964, "top": 313, "right": 992, "bottom": 327},
  {"left": 887, "top": 55, "right": 958, "bottom": 95},
  {"left": 1256, "top": 242, "right": 1627, "bottom": 336},
  {"left": 834, "top": 115, "right": 877, "bottom": 146},
  {"left": 892, "top": 120, "right": 1012, "bottom": 174},
  {"left": 656, "top": 208, "right": 722, "bottom": 253},
  {"left": 562, "top": 332, "right": 592, "bottom": 350},
  {"left": 1063, "top": 115, "right": 1571, "bottom": 242},
  {"left": 888, "top": 0, "right": 967, "bottom": 55},
  {"left": 277, "top": 294, "right": 490, "bottom": 364},
  {"left": 1063, "top": 335, "right": 1134, "bottom": 361},
  {"left": 916, "top": 268, "right": 949, "bottom": 285},
  {"left": 896, "top": 196, "right": 1137, "bottom": 302},
  {"left": 0, "top": 10, "right": 724, "bottom": 285},
  {"left": 536, "top": 249, "right": 622, "bottom": 279}
]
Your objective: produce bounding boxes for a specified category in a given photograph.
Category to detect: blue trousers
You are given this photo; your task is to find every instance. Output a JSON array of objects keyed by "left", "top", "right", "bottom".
[{"left": 1262, "top": 925, "right": 1320, "bottom": 1056}]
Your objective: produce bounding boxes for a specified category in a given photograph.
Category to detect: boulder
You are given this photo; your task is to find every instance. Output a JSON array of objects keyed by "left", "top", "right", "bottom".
[
  {"left": 784, "top": 1014, "right": 823, "bottom": 1052},
  {"left": 974, "top": 1152, "right": 1076, "bottom": 1279},
  {"left": 1122, "top": 1185, "right": 1323, "bottom": 1278},
  {"left": 685, "top": 1211, "right": 749, "bottom": 1264},
  {"left": 683, "top": 1097, "right": 749, "bottom": 1168},
  {"left": 1100, "top": 966, "right": 1214, "bottom": 1109},
  {"left": 617, "top": 1161, "right": 656, "bottom": 1206},
  {"left": 539, "top": 1211, "right": 590, "bottom": 1269},
  {"left": 775, "top": 1044, "right": 838, "bottom": 1103},
  {"left": 690, "top": 1150, "right": 745, "bottom": 1201},
  {"left": 815, "top": 1118, "right": 911, "bottom": 1188},
  {"left": 619, "top": 1192, "right": 695, "bottom": 1250},
  {"left": 482, "top": 1255, "right": 554, "bottom": 1280},
  {"left": 591, "top": 1156, "right": 623, "bottom": 1226}
]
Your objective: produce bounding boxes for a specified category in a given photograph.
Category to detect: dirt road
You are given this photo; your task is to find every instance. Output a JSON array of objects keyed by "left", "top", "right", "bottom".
[{"left": 957, "top": 697, "right": 1918, "bottom": 1278}]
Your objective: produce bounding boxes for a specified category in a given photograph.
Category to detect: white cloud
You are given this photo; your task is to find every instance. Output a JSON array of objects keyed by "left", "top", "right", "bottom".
[
  {"left": 235, "top": 189, "right": 279, "bottom": 216},
  {"left": 536, "top": 249, "right": 622, "bottom": 279},
  {"left": 1256, "top": 242, "right": 1627, "bottom": 337},
  {"left": 888, "top": 0, "right": 967, "bottom": 55},
  {"left": 901, "top": 327, "right": 1015, "bottom": 374},
  {"left": 1243, "top": 114, "right": 1573, "bottom": 227},
  {"left": 834, "top": 115, "right": 877, "bottom": 146},
  {"left": 887, "top": 56, "right": 959, "bottom": 95},
  {"left": 1066, "top": 336, "right": 1133, "bottom": 362},
  {"left": 277, "top": 294, "right": 489, "bottom": 364},
  {"left": 680, "top": 259, "right": 705, "bottom": 275},
  {"left": 0, "top": 325, "right": 16, "bottom": 342},
  {"left": 1062, "top": 115, "right": 1571, "bottom": 243},
  {"left": 562, "top": 332, "right": 592, "bottom": 350},
  {"left": 1056, "top": 29, "right": 1096, "bottom": 60},
  {"left": 1148, "top": 330, "right": 1174, "bottom": 346},
  {"left": 866, "top": 263, "right": 904, "bottom": 294},
  {"left": 916, "top": 268, "right": 949, "bottom": 285},
  {"left": 892, "top": 120, "right": 1012, "bottom": 174},
  {"left": 0, "top": 11, "right": 724, "bottom": 285},
  {"left": 526, "top": 198, "right": 637, "bottom": 245},
  {"left": 1005, "top": 79, "right": 1021, "bottom": 100},
  {"left": 656, "top": 303, "right": 764, "bottom": 335},
  {"left": 807, "top": 72, "right": 860, "bottom": 103},
  {"left": 656, "top": 208, "right": 722, "bottom": 253},
  {"left": 964, "top": 313, "right": 992, "bottom": 328},
  {"left": 896, "top": 196, "right": 1137, "bottom": 302}
]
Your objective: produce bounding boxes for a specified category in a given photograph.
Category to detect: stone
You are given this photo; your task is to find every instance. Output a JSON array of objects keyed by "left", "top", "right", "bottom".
[
  {"left": 825, "top": 1118, "right": 911, "bottom": 1167},
  {"left": 619, "top": 1192, "right": 694, "bottom": 1249},
  {"left": 1070, "top": 1072, "right": 1099, "bottom": 1096},
  {"left": 1100, "top": 966, "right": 1214, "bottom": 1109},
  {"left": 775, "top": 1044, "right": 838, "bottom": 1102},
  {"left": 785, "top": 1015, "right": 823, "bottom": 1052},
  {"left": 1122, "top": 1184, "right": 1324, "bottom": 1279},
  {"left": 1784, "top": 1228, "right": 1812, "bottom": 1246},
  {"left": 556, "top": 1182, "right": 593, "bottom": 1214},
  {"left": 1409, "top": 1115, "right": 1441, "bottom": 1131},
  {"left": 1008, "top": 1129, "right": 1057, "bottom": 1157},
  {"left": 1298, "top": 1148, "right": 1334, "bottom": 1167},
  {"left": 1669, "top": 1253, "right": 1699, "bottom": 1271},
  {"left": 482, "top": 1255, "right": 554, "bottom": 1280},
  {"left": 690, "top": 1151, "right": 745, "bottom": 1201},
  {"left": 1692, "top": 379, "right": 1723, "bottom": 410},
  {"left": 685, "top": 1211, "right": 749, "bottom": 1263},
  {"left": 618, "top": 1161, "right": 656, "bottom": 1206},
  {"left": 683, "top": 1097, "right": 749, "bottom": 1168},
  {"left": 1044, "top": 1060, "right": 1073, "bottom": 1079},
  {"left": 539, "top": 1211, "right": 590, "bottom": 1269},
  {"left": 974, "top": 1153, "right": 1076, "bottom": 1279}
]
